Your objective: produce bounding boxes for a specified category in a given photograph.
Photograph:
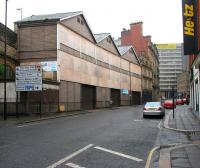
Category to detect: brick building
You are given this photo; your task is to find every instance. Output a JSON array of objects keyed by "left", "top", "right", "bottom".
[
  {"left": 121, "top": 22, "right": 159, "bottom": 103},
  {"left": 14, "top": 12, "right": 142, "bottom": 114},
  {"left": 0, "top": 23, "right": 17, "bottom": 116}
]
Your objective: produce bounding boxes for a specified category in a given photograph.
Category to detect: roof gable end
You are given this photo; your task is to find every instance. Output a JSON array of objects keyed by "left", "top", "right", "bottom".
[{"left": 95, "top": 33, "right": 120, "bottom": 56}]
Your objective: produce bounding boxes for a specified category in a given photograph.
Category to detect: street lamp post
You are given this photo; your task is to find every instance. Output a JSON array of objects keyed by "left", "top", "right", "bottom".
[
  {"left": 4, "top": 0, "right": 8, "bottom": 120},
  {"left": 172, "top": 86, "right": 175, "bottom": 119}
]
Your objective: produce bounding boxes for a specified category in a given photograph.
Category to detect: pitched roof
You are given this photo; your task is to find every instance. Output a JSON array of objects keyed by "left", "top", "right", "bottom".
[
  {"left": 118, "top": 46, "right": 132, "bottom": 55},
  {"left": 94, "top": 33, "right": 110, "bottom": 43},
  {"left": 15, "top": 11, "right": 97, "bottom": 43},
  {"left": 16, "top": 11, "right": 83, "bottom": 22},
  {"left": 118, "top": 45, "right": 140, "bottom": 64}
]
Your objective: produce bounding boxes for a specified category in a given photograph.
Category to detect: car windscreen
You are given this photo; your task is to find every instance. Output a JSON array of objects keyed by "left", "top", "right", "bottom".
[{"left": 145, "top": 102, "right": 161, "bottom": 106}]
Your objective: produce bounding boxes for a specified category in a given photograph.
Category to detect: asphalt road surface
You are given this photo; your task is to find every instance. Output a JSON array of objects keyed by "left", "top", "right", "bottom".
[{"left": 0, "top": 106, "right": 163, "bottom": 168}]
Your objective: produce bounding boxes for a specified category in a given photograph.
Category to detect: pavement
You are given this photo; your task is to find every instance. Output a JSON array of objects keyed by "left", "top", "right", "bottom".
[
  {"left": 158, "top": 105, "right": 200, "bottom": 168},
  {"left": 0, "top": 110, "right": 93, "bottom": 127}
]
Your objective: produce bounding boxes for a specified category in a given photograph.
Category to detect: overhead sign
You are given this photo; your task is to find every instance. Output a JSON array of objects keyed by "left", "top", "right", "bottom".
[
  {"left": 182, "top": 0, "right": 198, "bottom": 55},
  {"left": 15, "top": 65, "right": 42, "bottom": 91}
]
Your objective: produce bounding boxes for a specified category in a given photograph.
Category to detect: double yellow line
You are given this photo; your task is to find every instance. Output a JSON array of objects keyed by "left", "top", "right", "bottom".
[{"left": 145, "top": 146, "right": 160, "bottom": 168}]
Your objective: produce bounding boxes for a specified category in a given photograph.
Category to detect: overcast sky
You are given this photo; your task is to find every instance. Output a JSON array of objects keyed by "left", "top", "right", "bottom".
[{"left": 0, "top": 0, "right": 183, "bottom": 43}]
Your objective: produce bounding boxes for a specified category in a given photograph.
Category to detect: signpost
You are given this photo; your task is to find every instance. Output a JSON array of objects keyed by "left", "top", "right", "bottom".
[{"left": 172, "top": 86, "right": 175, "bottom": 119}]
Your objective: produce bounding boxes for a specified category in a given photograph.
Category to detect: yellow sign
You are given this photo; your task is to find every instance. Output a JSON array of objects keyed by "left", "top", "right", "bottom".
[
  {"left": 183, "top": 4, "right": 194, "bottom": 36},
  {"left": 156, "top": 44, "right": 177, "bottom": 49}
]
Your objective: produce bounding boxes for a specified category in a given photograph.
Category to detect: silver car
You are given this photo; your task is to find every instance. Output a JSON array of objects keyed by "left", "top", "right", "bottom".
[{"left": 143, "top": 102, "right": 165, "bottom": 118}]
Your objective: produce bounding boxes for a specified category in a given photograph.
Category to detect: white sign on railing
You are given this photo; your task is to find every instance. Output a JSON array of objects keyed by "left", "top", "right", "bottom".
[{"left": 15, "top": 65, "right": 42, "bottom": 91}]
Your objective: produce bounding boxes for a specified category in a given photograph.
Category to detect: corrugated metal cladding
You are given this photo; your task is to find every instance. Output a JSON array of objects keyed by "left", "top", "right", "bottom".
[
  {"left": 111, "top": 89, "right": 120, "bottom": 107},
  {"left": 132, "top": 91, "right": 141, "bottom": 105},
  {"left": 81, "top": 84, "right": 96, "bottom": 110}
]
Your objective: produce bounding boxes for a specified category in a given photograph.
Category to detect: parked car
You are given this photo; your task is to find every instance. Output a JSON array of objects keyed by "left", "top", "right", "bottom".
[
  {"left": 176, "top": 98, "right": 184, "bottom": 105},
  {"left": 143, "top": 102, "right": 165, "bottom": 118},
  {"left": 182, "top": 98, "right": 189, "bottom": 105},
  {"left": 163, "top": 99, "right": 176, "bottom": 109}
]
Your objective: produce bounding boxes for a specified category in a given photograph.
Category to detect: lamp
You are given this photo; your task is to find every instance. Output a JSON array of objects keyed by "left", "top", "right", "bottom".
[{"left": 17, "top": 8, "right": 23, "bottom": 20}]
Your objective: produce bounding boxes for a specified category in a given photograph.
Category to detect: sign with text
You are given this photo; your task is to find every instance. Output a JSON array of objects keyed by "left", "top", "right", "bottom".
[
  {"left": 41, "top": 61, "right": 57, "bottom": 72},
  {"left": 122, "top": 89, "right": 129, "bottom": 95},
  {"left": 182, "top": 0, "right": 198, "bottom": 55},
  {"left": 15, "top": 65, "right": 42, "bottom": 91}
]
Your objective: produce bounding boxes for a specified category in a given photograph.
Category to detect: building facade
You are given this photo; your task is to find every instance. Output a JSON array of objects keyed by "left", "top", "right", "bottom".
[
  {"left": 0, "top": 23, "right": 17, "bottom": 116},
  {"left": 0, "top": 22, "right": 17, "bottom": 84},
  {"left": 156, "top": 43, "right": 183, "bottom": 98},
  {"left": 182, "top": 0, "right": 200, "bottom": 117},
  {"left": 121, "top": 22, "right": 159, "bottom": 103},
  {"left": 189, "top": 55, "right": 200, "bottom": 118},
  {"left": 177, "top": 71, "right": 190, "bottom": 97},
  {"left": 14, "top": 12, "right": 142, "bottom": 114}
]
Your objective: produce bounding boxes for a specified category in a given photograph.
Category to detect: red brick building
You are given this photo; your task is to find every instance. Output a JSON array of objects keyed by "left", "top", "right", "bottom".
[
  {"left": 121, "top": 22, "right": 159, "bottom": 103},
  {"left": 121, "top": 22, "right": 148, "bottom": 56}
]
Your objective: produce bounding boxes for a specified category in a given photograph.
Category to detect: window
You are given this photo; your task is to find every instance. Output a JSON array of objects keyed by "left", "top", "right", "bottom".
[
  {"left": 106, "top": 38, "right": 111, "bottom": 43},
  {"left": 77, "top": 17, "right": 81, "bottom": 23}
]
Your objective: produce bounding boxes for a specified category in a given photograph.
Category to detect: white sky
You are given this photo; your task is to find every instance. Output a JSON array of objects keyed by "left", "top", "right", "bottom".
[{"left": 0, "top": 0, "right": 183, "bottom": 43}]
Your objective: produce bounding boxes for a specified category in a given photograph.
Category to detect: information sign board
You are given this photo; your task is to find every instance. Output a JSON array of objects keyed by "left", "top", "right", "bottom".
[
  {"left": 15, "top": 65, "right": 42, "bottom": 91},
  {"left": 122, "top": 89, "right": 129, "bottom": 95}
]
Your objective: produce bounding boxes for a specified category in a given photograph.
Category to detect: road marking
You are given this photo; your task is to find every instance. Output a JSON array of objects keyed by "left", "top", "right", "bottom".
[
  {"left": 157, "top": 121, "right": 162, "bottom": 129},
  {"left": 66, "top": 162, "right": 86, "bottom": 168},
  {"left": 94, "top": 146, "right": 143, "bottom": 162},
  {"left": 47, "top": 144, "right": 94, "bottom": 168},
  {"left": 145, "top": 146, "right": 160, "bottom": 168}
]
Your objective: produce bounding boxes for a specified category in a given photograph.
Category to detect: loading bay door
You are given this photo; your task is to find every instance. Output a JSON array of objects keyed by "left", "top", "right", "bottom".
[
  {"left": 82, "top": 84, "right": 96, "bottom": 110},
  {"left": 111, "top": 89, "right": 120, "bottom": 107},
  {"left": 132, "top": 91, "right": 141, "bottom": 105}
]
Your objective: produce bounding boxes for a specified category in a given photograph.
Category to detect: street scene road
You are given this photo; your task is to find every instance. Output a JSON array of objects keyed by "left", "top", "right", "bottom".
[
  {"left": 1, "top": 105, "right": 200, "bottom": 168},
  {"left": 1, "top": 1, "right": 200, "bottom": 168},
  {"left": 0, "top": 106, "right": 162, "bottom": 168}
]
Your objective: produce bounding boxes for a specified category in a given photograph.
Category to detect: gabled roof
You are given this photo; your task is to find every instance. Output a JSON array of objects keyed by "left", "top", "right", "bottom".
[
  {"left": 118, "top": 45, "right": 141, "bottom": 64},
  {"left": 15, "top": 11, "right": 97, "bottom": 43},
  {"left": 118, "top": 46, "right": 132, "bottom": 55},
  {"left": 94, "top": 33, "right": 110, "bottom": 43},
  {"left": 94, "top": 33, "right": 121, "bottom": 55},
  {"left": 16, "top": 11, "right": 83, "bottom": 23}
]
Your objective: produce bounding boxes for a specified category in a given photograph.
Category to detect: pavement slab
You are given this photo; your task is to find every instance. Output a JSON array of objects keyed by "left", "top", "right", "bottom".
[{"left": 153, "top": 106, "right": 200, "bottom": 168}]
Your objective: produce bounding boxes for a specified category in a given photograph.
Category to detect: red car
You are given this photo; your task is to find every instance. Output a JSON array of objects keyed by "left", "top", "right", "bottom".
[
  {"left": 163, "top": 100, "right": 176, "bottom": 109},
  {"left": 182, "top": 98, "right": 189, "bottom": 105},
  {"left": 176, "top": 99, "right": 184, "bottom": 105}
]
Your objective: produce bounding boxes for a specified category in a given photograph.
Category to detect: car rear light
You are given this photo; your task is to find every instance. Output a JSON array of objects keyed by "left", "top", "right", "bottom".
[{"left": 143, "top": 107, "right": 146, "bottom": 110}]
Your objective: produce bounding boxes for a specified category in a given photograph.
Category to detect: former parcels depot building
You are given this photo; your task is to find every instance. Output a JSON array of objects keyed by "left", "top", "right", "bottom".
[{"left": 15, "top": 12, "right": 142, "bottom": 113}]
